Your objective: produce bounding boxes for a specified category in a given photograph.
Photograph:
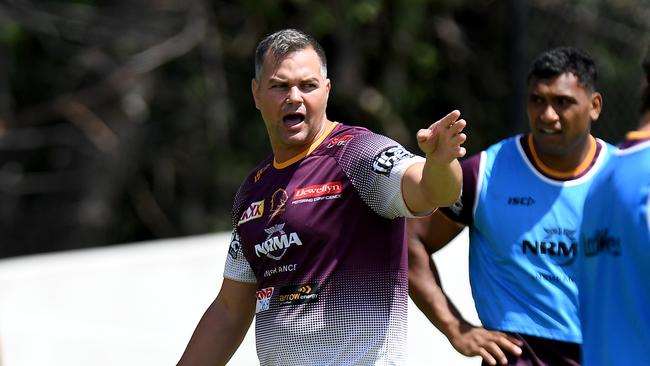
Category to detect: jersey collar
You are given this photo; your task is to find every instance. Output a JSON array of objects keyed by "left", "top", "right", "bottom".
[
  {"left": 526, "top": 133, "right": 598, "bottom": 180},
  {"left": 273, "top": 122, "right": 339, "bottom": 169}
]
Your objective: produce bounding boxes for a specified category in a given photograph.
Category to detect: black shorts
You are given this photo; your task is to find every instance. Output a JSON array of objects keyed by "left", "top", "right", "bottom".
[{"left": 480, "top": 333, "right": 580, "bottom": 366}]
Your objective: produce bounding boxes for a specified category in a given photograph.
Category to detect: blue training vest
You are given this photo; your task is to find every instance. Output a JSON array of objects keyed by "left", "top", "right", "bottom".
[
  {"left": 469, "top": 135, "right": 612, "bottom": 343},
  {"left": 579, "top": 139, "right": 650, "bottom": 366}
]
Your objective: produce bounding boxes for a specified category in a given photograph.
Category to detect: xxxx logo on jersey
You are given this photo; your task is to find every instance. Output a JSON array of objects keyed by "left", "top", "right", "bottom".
[{"left": 238, "top": 200, "right": 264, "bottom": 226}]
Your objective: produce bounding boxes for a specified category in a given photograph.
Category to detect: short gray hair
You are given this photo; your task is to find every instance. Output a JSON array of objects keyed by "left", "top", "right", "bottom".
[{"left": 254, "top": 28, "right": 328, "bottom": 80}]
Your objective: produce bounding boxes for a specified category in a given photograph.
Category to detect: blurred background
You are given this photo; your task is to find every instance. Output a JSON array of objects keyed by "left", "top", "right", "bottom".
[
  {"left": 0, "top": 0, "right": 649, "bottom": 257},
  {"left": 0, "top": 1, "right": 649, "bottom": 365}
]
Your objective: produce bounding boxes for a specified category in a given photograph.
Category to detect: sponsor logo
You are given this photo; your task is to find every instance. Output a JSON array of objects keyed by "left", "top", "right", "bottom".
[
  {"left": 508, "top": 196, "right": 536, "bottom": 206},
  {"left": 584, "top": 229, "right": 621, "bottom": 257},
  {"left": 534, "top": 272, "right": 575, "bottom": 283},
  {"left": 448, "top": 196, "right": 464, "bottom": 216},
  {"left": 228, "top": 231, "right": 241, "bottom": 260},
  {"left": 327, "top": 134, "right": 354, "bottom": 148},
  {"left": 292, "top": 181, "right": 342, "bottom": 204},
  {"left": 294, "top": 181, "right": 342, "bottom": 199},
  {"left": 254, "top": 164, "right": 270, "bottom": 183},
  {"left": 372, "top": 146, "right": 414, "bottom": 176},
  {"left": 522, "top": 227, "right": 577, "bottom": 266},
  {"left": 255, "top": 287, "right": 274, "bottom": 313},
  {"left": 255, "top": 223, "right": 303, "bottom": 260},
  {"left": 264, "top": 263, "right": 298, "bottom": 277},
  {"left": 278, "top": 283, "right": 320, "bottom": 305},
  {"left": 238, "top": 200, "right": 264, "bottom": 225},
  {"left": 268, "top": 188, "right": 288, "bottom": 222}
]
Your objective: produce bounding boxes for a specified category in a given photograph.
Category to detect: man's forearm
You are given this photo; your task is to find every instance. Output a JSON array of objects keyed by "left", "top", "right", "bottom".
[
  {"left": 178, "top": 296, "right": 254, "bottom": 366},
  {"left": 420, "top": 157, "right": 462, "bottom": 208},
  {"left": 409, "top": 256, "right": 466, "bottom": 341}
]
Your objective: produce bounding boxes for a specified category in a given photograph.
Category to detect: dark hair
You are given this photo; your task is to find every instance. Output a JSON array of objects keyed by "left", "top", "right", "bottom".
[
  {"left": 254, "top": 28, "right": 327, "bottom": 81},
  {"left": 527, "top": 47, "right": 598, "bottom": 91},
  {"left": 641, "top": 47, "right": 650, "bottom": 113}
]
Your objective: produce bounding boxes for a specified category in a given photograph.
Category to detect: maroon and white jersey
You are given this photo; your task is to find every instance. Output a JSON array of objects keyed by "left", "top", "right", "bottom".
[{"left": 224, "top": 122, "right": 425, "bottom": 365}]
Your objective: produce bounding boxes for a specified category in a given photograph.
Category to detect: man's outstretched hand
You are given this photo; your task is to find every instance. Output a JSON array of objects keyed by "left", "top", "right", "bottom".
[{"left": 417, "top": 109, "right": 467, "bottom": 164}]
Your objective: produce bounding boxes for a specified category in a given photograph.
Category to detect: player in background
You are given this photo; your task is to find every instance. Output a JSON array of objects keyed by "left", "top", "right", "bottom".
[
  {"left": 408, "top": 47, "right": 614, "bottom": 366},
  {"left": 577, "top": 47, "right": 650, "bottom": 366}
]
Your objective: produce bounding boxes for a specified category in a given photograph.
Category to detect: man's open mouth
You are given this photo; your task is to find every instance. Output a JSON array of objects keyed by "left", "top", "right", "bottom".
[
  {"left": 283, "top": 113, "right": 305, "bottom": 127},
  {"left": 539, "top": 127, "right": 561, "bottom": 134}
]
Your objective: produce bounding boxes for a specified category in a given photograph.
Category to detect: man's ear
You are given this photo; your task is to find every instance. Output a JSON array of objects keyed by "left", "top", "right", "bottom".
[
  {"left": 251, "top": 78, "right": 260, "bottom": 110},
  {"left": 590, "top": 91, "right": 603, "bottom": 121},
  {"left": 324, "top": 78, "right": 331, "bottom": 102}
]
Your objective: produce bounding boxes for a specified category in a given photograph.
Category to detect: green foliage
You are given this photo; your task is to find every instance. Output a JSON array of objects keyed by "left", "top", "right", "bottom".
[
  {"left": 0, "top": 20, "right": 24, "bottom": 45},
  {"left": 0, "top": 0, "right": 649, "bottom": 256}
]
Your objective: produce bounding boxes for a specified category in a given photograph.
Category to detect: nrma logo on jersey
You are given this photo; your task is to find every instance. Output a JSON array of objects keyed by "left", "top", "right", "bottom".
[
  {"left": 255, "top": 223, "right": 303, "bottom": 260},
  {"left": 256, "top": 287, "right": 274, "bottom": 313},
  {"left": 583, "top": 229, "right": 621, "bottom": 257},
  {"left": 278, "top": 283, "right": 320, "bottom": 306},
  {"left": 521, "top": 227, "right": 577, "bottom": 266}
]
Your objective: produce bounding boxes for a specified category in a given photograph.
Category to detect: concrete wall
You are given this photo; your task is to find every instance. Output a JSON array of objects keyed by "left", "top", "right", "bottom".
[{"left": 0, "top": 230, "right": 480, "bottom": 365}]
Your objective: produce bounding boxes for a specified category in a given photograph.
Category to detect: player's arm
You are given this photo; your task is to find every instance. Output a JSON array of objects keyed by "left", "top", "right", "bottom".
[
  {"left": 177, "top": 278, "right": 257, "bottom": 366},
  {"left": 407, "top": 211, "right": 522, "bottom": 365},
  {"left": 402, "top": 110, "right": 466, "bottom": 214}
]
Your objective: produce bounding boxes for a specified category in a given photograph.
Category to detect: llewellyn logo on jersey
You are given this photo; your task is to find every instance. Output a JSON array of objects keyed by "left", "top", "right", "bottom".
[
  {"left": 238, "top": 200, "right": 264, "bottom": 226},
  {"left": 292, "top": 181, "right": 342, "bottom": 204},
  {"left": 255, "top": 223, "right": 303, "bottom": 260},
  {"left": 278, "top": 283, "right": 320, "bottom": 306},
  {"left": 372, "top": 146, "right": 413, "bottom": 176}
]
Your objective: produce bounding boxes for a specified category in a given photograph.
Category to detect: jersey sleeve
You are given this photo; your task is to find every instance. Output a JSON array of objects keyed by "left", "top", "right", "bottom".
[
  {"left": 337, "top": 132, "right": 426, "bottom": 219},
  {"left": 439, "top": 152, "right": 481, "bottom": 226},
  {"left": 223, "top": 229, "right": 256, "bottom": 283}
]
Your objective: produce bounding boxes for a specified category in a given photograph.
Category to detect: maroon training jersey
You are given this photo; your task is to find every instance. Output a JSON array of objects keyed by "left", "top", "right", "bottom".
[{"left": 224, "top": 122, "right": 425, "bottom": 365}]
